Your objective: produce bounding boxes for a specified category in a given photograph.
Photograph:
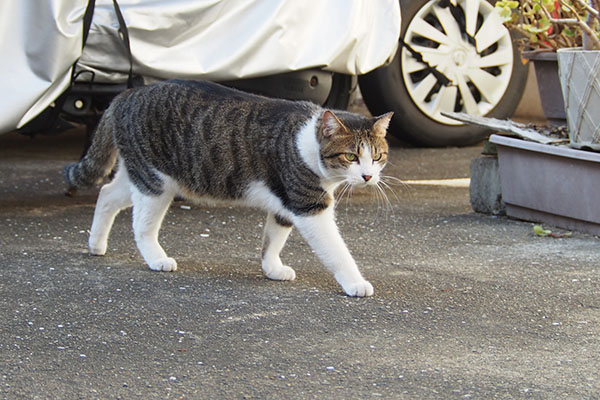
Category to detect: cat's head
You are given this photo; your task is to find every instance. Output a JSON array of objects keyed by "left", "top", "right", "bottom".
[{"left": 318, "top": 110, "right": 392, "bottom": 186}]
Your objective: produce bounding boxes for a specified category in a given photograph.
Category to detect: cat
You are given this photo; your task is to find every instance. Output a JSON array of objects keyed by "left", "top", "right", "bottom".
[{"left": 64, "top": 80, "right": 392, "bottom": 297}]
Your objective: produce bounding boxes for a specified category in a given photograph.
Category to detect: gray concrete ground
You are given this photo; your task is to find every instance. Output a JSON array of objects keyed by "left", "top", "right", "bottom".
[{"left": 1, "top": 128, "right": 598, "bottom": 399}]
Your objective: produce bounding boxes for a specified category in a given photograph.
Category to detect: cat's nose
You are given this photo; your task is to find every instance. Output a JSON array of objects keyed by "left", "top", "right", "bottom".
[{"left": 362, "top": 174, "right": 372, "bottom": 182}]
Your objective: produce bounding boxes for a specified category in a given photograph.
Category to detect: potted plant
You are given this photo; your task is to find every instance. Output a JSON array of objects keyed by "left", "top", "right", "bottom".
[
  {"left": 471, "top": 0, "right": 600, "bottom": 234},
  {"left": 495, "top": 0, "right": 600, "bottom": 141},
  {"left": 495, "top": 0, "right": 600, "bottom": 51}
]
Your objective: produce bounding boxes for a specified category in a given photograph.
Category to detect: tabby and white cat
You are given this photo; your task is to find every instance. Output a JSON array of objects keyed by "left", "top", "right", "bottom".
[{"left": 64, "top": 80, "right": 392, "bottom": 297}]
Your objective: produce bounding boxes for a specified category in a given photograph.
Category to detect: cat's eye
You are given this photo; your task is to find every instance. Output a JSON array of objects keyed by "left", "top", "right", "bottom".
[
  {"left": 373, "top": 153, "right": 382, "bottom": 161},
  {"left": 345, "top": 153, "right": 358, "bottom": 162}
]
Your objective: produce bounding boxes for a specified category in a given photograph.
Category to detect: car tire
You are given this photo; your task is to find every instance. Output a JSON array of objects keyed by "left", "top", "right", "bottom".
[
  {"left": 324, "top": 73, "right": 353, "bottom": 109},
  {"left": 359, "top": 0, "right": 528, "bottom": 147}
]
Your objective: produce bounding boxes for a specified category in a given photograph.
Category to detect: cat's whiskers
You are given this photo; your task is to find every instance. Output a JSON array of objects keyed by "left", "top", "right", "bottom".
[
  {"left": 380, "top": 174, "right": 408, "bottom": 186},
  {"left": 347, "top": 183, "right": 356, "bottom": 208},
  {"left": 326, "top": 173, "right": 350, "bottom": 182},
  {"left": 321, "top": 173, "right": 347, "bottom": 192},
  {"left": 333, "top": 182, "right": 347, "bottom": 200},
  {"left": 375, "top": 181, "right": 394, "bottom": 213},
  {"left": 380, "top": 175, "right": 413, "bottom": 194},
  {"left": 378, "top": 179, "right": 402, "bottom": 204},
  {"left": 376, "top": 180, "right": 402, "bottom": 231},
  {"left": 335, "top": 181, "right": 356, "bottom": 210},
  {"left": 343, "top": 183, "right": 357, "bottom": 221}
]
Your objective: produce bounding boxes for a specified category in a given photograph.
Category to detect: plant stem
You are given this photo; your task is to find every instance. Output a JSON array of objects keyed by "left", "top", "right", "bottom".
[
  {"left": 574, "top": 0, "right": 599, "bottom": 17},
  {"left": 541, "top": 1, "right": 600, "bottom": 50}
]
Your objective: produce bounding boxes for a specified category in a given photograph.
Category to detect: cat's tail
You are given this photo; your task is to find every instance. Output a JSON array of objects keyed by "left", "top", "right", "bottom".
[{"left": 63, "top": 112, "right": 118, "bottom": 188}]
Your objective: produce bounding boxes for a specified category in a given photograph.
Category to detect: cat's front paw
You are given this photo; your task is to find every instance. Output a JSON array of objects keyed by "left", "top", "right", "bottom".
[
  {"left": 149, "top": 257, "right": 178, "bottom": 272},
  {"left": 262, "top": 261, "right": 296, "bottom": 281},
  {"left": 342, "top": 279, "right": 374, "bottom": 297},
  {"left": 89, "top": 240, "right": 107, "bottom": 256}
]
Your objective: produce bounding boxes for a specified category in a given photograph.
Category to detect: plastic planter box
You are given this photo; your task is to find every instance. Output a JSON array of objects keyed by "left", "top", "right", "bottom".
[{"left": 490, "top": 134, "right": 600, "bottom": 235}]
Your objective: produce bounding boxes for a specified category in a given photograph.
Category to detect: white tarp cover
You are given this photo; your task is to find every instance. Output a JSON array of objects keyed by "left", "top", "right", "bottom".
[
  {"left": 0, "top": 0, "right": 400, "bottom": 134},
  {"left": 0, "top": 1, "right": 87, "bottom": 134}
]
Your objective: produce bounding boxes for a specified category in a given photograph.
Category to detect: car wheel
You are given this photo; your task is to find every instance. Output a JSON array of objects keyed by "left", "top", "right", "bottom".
[{"left": 359, "top": 0, "right": 528, "bottom": 147}]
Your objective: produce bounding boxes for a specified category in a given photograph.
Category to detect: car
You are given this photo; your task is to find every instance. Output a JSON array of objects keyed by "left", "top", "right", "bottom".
[
  {"left": 3, "top": 0, "right": 526, "bottom": 148},
  {"left": 0, "top": 0, "right": 399, "bottom": 139}
]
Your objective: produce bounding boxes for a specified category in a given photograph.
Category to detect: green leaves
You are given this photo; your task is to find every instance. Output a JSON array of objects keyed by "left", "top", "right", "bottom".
[
  {"left": 497, "top": 6, "right": 514, "bottom": 20},
  {"left": 522, "top": 20, "right": 552, "bottom": 34},
  {"left": 494, "top": 0, "right": 520, "bottom": 21},
  {"left": 533, "top": 225, "right": 573, "bottom": 238},
  {"left": 533, "top": 225, "right": 552, "bottom": 237}
]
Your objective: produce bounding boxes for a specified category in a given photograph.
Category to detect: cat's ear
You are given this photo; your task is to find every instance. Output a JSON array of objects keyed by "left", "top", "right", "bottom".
[
  {"left": 322, "top": 110, "right": 348, "bottom": 138},
  {"left": 372, "top": 112, "right": 394, "bottom": 137}
]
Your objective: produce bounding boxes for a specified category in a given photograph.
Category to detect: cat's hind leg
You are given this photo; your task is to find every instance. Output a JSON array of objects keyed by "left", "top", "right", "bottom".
[
  {"left": 89, "top": 163, "right": 132, "bottom": 255},
  {"left": 261, "top": 213, "right": 296, "bottom": 281},
  {"left": 131, "top": 184, "right": 177, "bottom": 272}
]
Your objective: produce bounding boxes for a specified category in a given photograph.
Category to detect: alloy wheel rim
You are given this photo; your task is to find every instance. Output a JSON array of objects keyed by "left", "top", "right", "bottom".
[{"left": 401, "top": 0, "right": 515, "bottom": 125}]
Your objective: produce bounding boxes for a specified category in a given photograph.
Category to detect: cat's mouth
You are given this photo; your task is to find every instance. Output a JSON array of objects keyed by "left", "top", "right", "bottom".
[{"left": 348, "top": 176, "right": 379, "bottom": 187}]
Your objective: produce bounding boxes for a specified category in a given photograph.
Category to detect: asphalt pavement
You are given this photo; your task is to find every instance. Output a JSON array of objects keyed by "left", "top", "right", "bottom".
[{"left": 1, "top": 128, "right": 598, "bottom": 399}]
